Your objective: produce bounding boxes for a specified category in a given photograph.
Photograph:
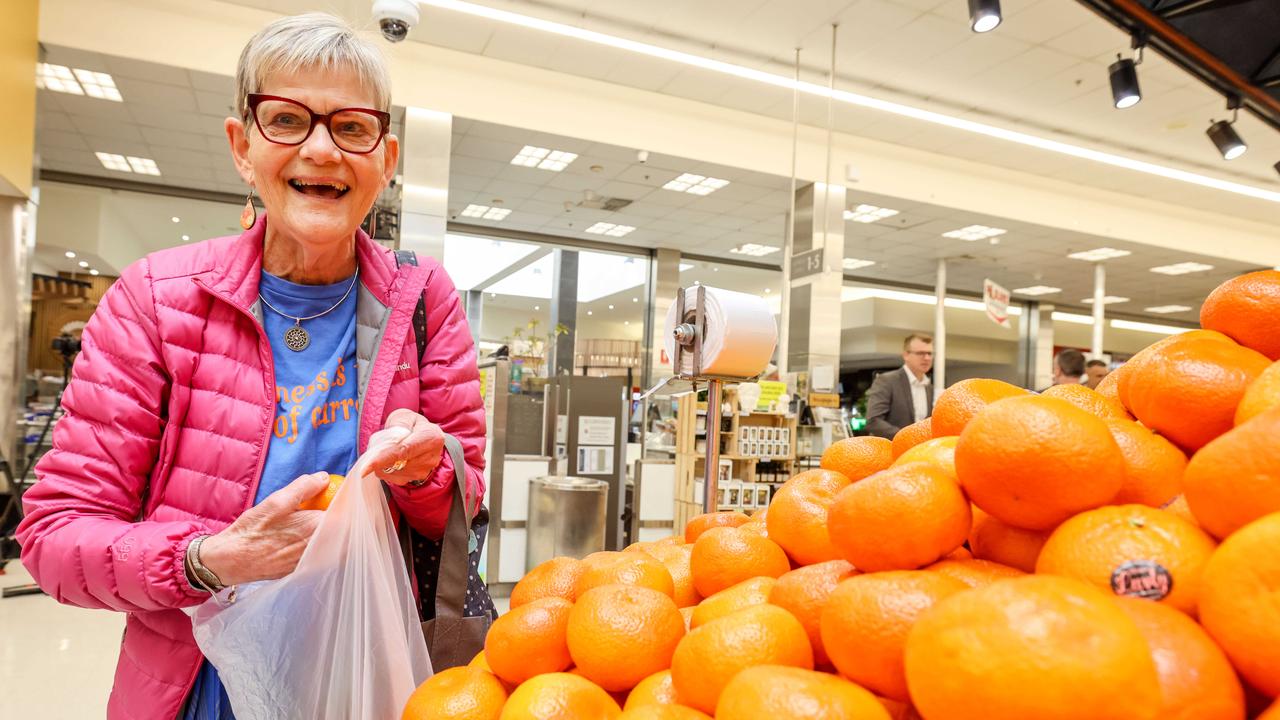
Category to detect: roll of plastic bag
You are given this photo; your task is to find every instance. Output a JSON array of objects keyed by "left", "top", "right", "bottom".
[
  {"left": 664, "top": 285, "right": 778, "bottom": 378},
  {"left": 192, "top": 426, "right": 432, "bottom": 720}
]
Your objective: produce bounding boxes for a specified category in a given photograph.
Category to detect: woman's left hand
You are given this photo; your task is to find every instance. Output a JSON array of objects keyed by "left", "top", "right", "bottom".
[{"left": 369, "top": 409, "right": 444, "bottom": 486}]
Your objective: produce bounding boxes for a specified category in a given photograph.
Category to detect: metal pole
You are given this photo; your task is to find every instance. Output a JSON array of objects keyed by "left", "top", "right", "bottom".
[
  {"left": 702, "top": 379, "right": 724, "bottom": 514},
  {"left": 934, "top": 259, "right": 947, "bottom": 390},
  {"left": 779, "top": 48, "right": 800, "bottom": 377},
  {"left": 1092, "top": 263, "right": 1106, "bottom": 357},
  {"left": 822, "top": 25, "right": 838, "bottom": 255}
]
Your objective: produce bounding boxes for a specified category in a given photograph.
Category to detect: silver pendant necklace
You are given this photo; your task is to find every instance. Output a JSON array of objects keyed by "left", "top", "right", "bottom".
[{"left": 259, "top": 270, "right": 360, "bottom": 352}]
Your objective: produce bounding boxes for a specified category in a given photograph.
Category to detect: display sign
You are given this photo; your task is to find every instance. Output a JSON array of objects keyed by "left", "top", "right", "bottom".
[
  {"left": 756, "top": 381, "right": 788, "bottom": 412},
  {"left": 984, "top": 279, "right": 1012, "bottom": 328},
  {"left": 792, "top": 248, "right": 824, "bottom": 279},
  {"left": 577, "top": 415, "right": 616, "bottom": 445},
  {"left": 808, "top": 392, "right": 840, "bottom": 408}
]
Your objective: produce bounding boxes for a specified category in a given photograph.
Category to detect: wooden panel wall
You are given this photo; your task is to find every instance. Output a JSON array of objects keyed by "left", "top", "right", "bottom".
[{"left": 28, "top": 274, "right": 117, "bottom": 375}]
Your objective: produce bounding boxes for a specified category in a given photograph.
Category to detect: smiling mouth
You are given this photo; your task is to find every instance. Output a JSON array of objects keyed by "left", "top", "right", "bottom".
[{"left": 288, "top": 179, "right": 350, "bottom": 199}]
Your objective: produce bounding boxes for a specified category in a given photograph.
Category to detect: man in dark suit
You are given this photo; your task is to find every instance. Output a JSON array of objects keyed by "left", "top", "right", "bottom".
[{"left": 866, "top": 333, "right": 934, "bottom": 439}]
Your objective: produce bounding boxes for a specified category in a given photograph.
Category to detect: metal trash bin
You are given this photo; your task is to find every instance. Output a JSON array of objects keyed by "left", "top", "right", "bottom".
[{"left": 526, "top": 476, "right": 609, "bottom": 571}]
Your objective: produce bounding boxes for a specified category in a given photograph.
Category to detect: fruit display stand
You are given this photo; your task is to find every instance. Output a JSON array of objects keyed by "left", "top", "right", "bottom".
[{"left": 673, "top": 385, "right": 797, "bottom": 530}]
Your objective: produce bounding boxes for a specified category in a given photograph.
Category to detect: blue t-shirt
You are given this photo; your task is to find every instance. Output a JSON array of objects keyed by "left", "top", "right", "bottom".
[{"left": 183, "top": 269, "right": 360, "bottom": 720}]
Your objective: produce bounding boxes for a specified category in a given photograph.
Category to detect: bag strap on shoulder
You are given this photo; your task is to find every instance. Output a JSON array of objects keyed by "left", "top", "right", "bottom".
[{"left": 393, "top": 249, "right": 428, "bottom": 364}]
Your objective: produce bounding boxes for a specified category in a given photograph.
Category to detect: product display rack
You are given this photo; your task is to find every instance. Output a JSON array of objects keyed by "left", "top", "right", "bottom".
[{"left": 673, "top": 385, "right": 797, "bottom": 531}]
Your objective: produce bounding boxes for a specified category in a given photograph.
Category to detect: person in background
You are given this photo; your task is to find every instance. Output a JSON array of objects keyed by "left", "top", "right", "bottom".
[
  {"left": 865, "top": 333, "right": 934, "bottom": 439},
  {"left": 1052, "top": 348, "right": 1086, "bottom": 386},
  {"left": 1084, "top": 359, "right": 1110, "bottom": 389}
]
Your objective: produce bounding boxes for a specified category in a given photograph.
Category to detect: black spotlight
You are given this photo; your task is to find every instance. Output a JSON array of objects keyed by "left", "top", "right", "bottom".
[
  {"left": 1109, "top": 55, "right": 1141, "bottom": 109},
  {"left": 1207, "top": 120, "right": 1247, "bottom": 161},
  {"left": 968, "top": 0, "right": 1002, "bottom": 33}
]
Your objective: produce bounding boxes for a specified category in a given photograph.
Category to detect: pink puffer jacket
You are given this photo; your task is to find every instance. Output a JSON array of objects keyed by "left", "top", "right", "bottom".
[{"left": 17, "top": 216, "right": 486, "bottom": 719}]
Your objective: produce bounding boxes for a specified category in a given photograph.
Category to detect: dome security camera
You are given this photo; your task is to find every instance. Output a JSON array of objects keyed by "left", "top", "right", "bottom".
[{"left": 373, "top": 0, "right": 420, "bottom": 43}]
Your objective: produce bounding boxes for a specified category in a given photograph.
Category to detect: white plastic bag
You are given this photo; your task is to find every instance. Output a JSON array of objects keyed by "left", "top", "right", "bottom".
[{"left": 192, "top": 427, "right": 433, "bottom": 720}]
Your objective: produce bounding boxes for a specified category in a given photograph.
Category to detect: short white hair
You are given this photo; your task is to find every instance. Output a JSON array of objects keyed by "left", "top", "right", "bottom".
[{"left": 234, "top": 12, "right": 391, "bottom": 121}]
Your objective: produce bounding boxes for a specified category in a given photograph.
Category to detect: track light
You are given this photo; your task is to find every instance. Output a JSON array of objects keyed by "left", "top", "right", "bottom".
[
  {"left": 1207, "top": 102, "right": 1247, "bottom": 161},
  {"left": 1109, "top": 46, "right": 1142, "bottom": 109},
  {"left": 968, "top": 0, "right": 1002, "bottom": 33}
]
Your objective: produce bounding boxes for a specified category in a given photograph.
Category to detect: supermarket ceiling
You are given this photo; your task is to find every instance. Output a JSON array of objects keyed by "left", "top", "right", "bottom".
[{"left": 216, "top": 0, "right": 1280, "bottom": 225}]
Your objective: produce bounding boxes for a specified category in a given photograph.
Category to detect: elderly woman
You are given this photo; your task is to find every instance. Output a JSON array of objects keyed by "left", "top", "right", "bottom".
[{"left": 16, "top": 13, "right": 485, "bottom": 719}]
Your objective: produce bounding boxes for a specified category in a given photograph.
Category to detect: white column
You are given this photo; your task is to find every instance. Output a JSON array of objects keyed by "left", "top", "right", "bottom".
[
  {"left": 934, "top": 259, "right": 947, "bottom": 390},
  {"left": 398, "top": 107, "right": 452, "bottom": 259},
  {"left": 1092, "top": 263, "right": 1106, "bottom": 357}
]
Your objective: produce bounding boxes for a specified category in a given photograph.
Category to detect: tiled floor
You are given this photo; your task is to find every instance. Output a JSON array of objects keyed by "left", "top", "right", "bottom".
[{"left": 0, "top": 561, "right": 123, "bottom": 718}]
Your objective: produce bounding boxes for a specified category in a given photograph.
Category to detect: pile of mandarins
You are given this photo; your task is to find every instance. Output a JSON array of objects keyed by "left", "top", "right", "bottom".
[{"left": 403, "top": 270, "right": 1280, "bottom": 720}]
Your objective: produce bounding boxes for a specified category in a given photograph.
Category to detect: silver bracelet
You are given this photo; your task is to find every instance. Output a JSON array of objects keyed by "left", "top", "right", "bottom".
[{"left": 187, "top": 536, "right": 226, "bottom": 592}]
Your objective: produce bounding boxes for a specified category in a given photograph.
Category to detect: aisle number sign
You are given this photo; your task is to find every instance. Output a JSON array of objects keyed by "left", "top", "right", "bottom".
[
  {"left": 984, "top": 279, "right": 1011, "bottom": 328},
  {"left": 756, "top": 381, "right": 788, "bottom": 412}
]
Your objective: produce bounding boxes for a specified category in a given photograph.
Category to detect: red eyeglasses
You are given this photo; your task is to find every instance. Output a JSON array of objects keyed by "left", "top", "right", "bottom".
[{"left": 247, "top": 94, "right": 390, "bottom": 154}]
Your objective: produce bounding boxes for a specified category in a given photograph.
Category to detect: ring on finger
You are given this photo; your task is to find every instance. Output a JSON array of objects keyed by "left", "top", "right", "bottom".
[{"left": 382, "top": 458, "right": 407, "bottom": 474}]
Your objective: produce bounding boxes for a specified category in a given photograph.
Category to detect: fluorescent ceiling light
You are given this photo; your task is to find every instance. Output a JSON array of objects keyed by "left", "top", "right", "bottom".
[
  {"left": 584, "top": 222, "right": 636, "bottom": 237},
  {"left": 1149, "top": 262, "right": 1214, "bottom": 275},
  {"left": 1068, "top": 247, "right": 1131, "bottom": 262},
  {"left": 413, "top": 1, "right": 1280, "bottom": 205},
  {"left": 1111, "top": 319, "right": 1187, "bottom": 335},
  {"left": 729, "top": 243, "right": 780, "bottom": 257},
  {"left": 843, "top": 204, "right": 899, "bottom": 223},
  {"left": 460, "top": 204, "right": 512, "bottom": 221},
  {"left": 1082, "top": 296, "right": 1130, "bottom": 305},
  {"left": 444, "top": 235, "right": 541, "bottom": 290},
  {"left": 95, "top": 152, "right": 131, "bottom": 172},
  {"left": 36, "top": 63, "right": 84, "bottom": 95},
  {"left": 72, "top": 68, "right": 123, "bottom": 101},
  {"left": 662, "top": 173, "right": 730, "bottom": 195},
  {"left": 1144, "top": 305, "right": 1193, "bottom": 314},
  {"left": 842, "top": 258, "right": 876, "bottom": 270},
  {"left": 127, "top": 157, "right": 161, "bottom": 176},
  {"left": 1052, "top": 311, "right": 1094, "bottom": 325},
  {"left": 942, "top": 224, "right": 1007, "bottom": 241},
  {"left": 840, "top": 286, "right": 1023, "bottom": 316},
  {"left": 510, "top": 145, "right": 578, "bottom": 171},
  {"left": 1011, "top": 285, "right": 1061, "bottom": 296}
]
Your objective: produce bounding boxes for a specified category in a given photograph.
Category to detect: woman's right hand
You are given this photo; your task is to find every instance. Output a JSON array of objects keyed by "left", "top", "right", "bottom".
[{"left": 199, "top": 472, "right": 332, "bottom": 586}]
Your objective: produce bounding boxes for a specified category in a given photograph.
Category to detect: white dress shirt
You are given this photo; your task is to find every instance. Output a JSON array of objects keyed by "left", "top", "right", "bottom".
[{"left": 905, "top": 365, "right": 931, "bottom": 422}]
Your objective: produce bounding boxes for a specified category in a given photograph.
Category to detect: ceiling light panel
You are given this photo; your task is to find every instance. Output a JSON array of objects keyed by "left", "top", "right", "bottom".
[
  {"left": 942, "top": 224, "right": 1007, "bottom": 241},
  {"left": 36, "top": 63, "right": 84, "bottom": 95},
  {"left": 663, "top": 173, "right": 731, "bottom": 195},
  {"left": 584, "top": 222, "right": 636, "bottom": 237},
  {"left": 729, "top": 243, "right": 780, "bottom": 257},
  {"left": 1011, "top": 285, "right": 1061, "bottom": 296},
  {"left": 844, "top": 204, "right": 899, "bottom": 223},
  {"left": 510, "top": 145, "right": 578, "bottom": 171},
  {"left": 1082, "top": 296, "right": 1130, "bottom": 305},
  {"left": 126, "top": 157, "right": 161, "bottom": 176},
  {"left": 1145, "top": 305, "right": 1193, "bottom": 313},
  {"left": 460, "top": 204, "right": 511, "bottom": 220},
  {"left": 842, "top": 258, "right": 876, "bottom": 270},
  {"left": 72, "top": 69, "right": 123, "bottom": 101},
  {"left": 1068, "top": 247, "right": 1132, "bottom": 261},
  {"left": 1149, "top": 262, "right": 1214, "bottom": 275},
  {"left": 95, "top": 152, "right": 131, "bottom": 172}
]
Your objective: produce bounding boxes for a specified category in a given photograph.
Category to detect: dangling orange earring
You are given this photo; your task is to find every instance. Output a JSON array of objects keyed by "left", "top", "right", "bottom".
[{"left": 240, "top": 189, "right": 257, "bottom": 230}]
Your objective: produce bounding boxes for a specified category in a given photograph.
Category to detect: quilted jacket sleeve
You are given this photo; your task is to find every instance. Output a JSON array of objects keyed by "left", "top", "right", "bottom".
[
  {"left": 17, "top": 259, "right": 212, "bottom": 612},
  {"left": 387, "top": 260, "right": 488, "bottom": 539}
]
